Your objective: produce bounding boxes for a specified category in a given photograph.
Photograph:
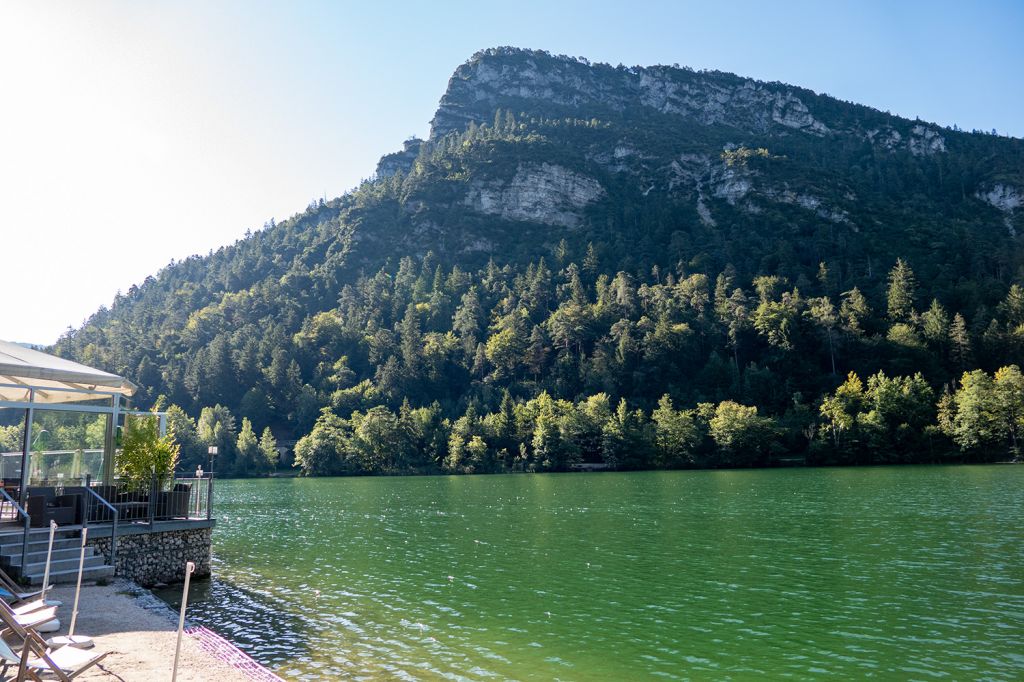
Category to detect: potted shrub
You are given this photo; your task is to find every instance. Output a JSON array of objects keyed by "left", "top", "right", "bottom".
[{"left": 117, "top": 416, "right": 182, "bottom": 518}]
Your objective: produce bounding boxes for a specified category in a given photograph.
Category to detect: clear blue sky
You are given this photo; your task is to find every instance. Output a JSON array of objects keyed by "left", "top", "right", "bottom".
[{"left": 2, "top": 0, "right": 1022, "bottom": 344}]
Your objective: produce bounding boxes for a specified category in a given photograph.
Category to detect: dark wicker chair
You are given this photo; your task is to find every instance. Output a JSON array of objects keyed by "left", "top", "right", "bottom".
[
  {"left": 158, "top": 483, "right": 191, "bottom": 519},
  {"left": 26, "top": 490, "right": 79, "bottom": 527}
]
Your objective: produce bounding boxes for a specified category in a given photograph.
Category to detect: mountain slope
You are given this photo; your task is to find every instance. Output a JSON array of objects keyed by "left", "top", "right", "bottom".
[{"left": 52, "top": 47, "right": 1024, "bottom": 474}]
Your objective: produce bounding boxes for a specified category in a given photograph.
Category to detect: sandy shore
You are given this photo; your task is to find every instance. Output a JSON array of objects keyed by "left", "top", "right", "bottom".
[{"left": 31, "top": 580, "right": 256, "bottom": 681}]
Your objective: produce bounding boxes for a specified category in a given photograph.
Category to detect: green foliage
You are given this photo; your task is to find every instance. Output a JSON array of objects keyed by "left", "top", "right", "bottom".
[
  {"left": 117, "top": 415, "right": 180, "bottom": 490},
  {"left": 235, "top": 418, "right": 262, "bottom": 474},
  {"left": 293, "top": 409, "right": 349, "bottom": 476},
  {"left": 886, "top": 259, "right": 918, "bottom": 322},
  {"left": 0, "top": 424, "right": 22, "bottom": 452},
  {"left": 651, "top": 395, "right": 698, "bottom": 467},
  {"left": 940, "top": 365, "right": 1024, "bottom": 458},
  {"left": 47, "top": 49, "right": 1024, "bottom": 475},
  {"left": 259, "top": 427, "right": 279, "bottom": 469},
  {"left": 816, "top": 370, "right": 935, "bottom": 463},
  {"left": 721, "top": 146, "right": 770, "bottom": 167},
  {"left": 708, "top": 401, "right": 775, "bottom": 466}
]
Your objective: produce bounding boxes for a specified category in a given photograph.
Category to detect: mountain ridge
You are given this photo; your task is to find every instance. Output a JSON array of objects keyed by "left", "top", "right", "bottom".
[{"left": 45, "top": 47, "right": 1024, "bottom": 476}]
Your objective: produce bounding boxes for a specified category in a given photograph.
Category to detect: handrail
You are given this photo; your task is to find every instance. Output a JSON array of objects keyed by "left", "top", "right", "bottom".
[
  {"left": 0, "top": 488, "right": 31, "bottom": 570},
  {"left": 84, "top": 487, "right": 119, "bottom": 572},
  {"left": 0, "top": 487, "right": 30, "bottom": 517}
]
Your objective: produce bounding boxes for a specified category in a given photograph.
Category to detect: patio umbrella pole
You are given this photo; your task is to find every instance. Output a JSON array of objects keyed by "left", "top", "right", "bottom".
[
  {"left": 38, "top": 520, "right": 60, "bottom": 633},
  {"left": 171, "top": 561, "right": 195, "bottom": 682},
  {"left": 47, "top": 528, "right": 93, "bottom": 649}
]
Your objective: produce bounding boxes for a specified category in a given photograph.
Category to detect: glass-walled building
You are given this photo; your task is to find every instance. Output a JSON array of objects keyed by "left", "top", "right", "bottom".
[{"left": 0, "top": 340, "right": 158, "bottom": 502}]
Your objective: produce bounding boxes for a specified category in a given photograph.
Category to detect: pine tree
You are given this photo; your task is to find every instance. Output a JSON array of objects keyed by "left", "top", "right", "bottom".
[
  {"left": 652, "top": 395, "right": 698, "bottom": 467},
  {"left": 950, "top": 313, "right": 972, "bottom": 372},
  {"left": 235, "top": 418, "right": 259, "bottom": 475},
  {"left": 583, "top": 243, "right": 599, "bottom": 277},
  {"left": 887, "top": 258, "right": 918, "bottom": 322},
  {"left": 816, "top": 262, "right": 834, "bottom": 295},
  {"left": 921, "top": 299, "right": 950, "bottom": 348},
  {"left": 399, "top": 304, "right": 423, "bottom": 374},
  {"left": 259, "top": 427, "right": 279, "bottom": 470},
  {"left": 1000, "top": 284, "right": 1024, "bottom": 328},
  {"left": 840, "top": 287, "right": 871, "bottom": 335},
  {"left": 807, "top": 296, "right": 838, "bottom": 374},
  {"left": 525, "top": 325, "right": 549, "bottom": 380}
]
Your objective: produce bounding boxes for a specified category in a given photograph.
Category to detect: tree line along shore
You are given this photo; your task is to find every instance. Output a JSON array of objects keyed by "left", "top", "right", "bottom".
[{"left": 15, "top": 256, "right": 1024, "bottom": 476}]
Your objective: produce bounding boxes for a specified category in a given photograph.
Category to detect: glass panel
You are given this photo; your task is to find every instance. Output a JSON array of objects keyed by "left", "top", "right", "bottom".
[
  {"left": 27, "top": 409, "right": 109, "bottom": 487},
  {"left": 0, "top": 408, "right": 26, "bottom": 485}
]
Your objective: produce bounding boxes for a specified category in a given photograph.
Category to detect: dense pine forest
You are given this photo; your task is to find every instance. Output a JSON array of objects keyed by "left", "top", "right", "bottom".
[{"left": 49, "top": 48, "right": 1024, "bottom": 476}]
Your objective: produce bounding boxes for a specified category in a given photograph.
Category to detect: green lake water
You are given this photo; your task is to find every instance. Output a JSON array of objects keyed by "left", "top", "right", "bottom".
[{"left": 165, "top": 466, "right": 1024, "bottom": 680}]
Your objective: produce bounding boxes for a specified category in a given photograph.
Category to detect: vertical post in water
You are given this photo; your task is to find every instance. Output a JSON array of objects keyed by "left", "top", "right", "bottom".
[{"left": 171, "top": 561, "right": 195, "bottom": 682}]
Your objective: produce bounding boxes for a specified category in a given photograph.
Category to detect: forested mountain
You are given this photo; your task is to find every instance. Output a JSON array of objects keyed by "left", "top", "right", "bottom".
[{"left": 53, "top": 47, "right": 1024, "bottom": 475}]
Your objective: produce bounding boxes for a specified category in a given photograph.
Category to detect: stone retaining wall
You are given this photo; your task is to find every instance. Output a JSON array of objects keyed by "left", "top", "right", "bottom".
[{"left": 89, "top": 527, "right": 211, "bottom": 586}]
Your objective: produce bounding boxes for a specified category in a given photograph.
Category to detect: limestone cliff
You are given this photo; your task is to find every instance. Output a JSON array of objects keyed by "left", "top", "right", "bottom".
[{"left": 428, "top": 48, "right": 946, "bottom": 156}]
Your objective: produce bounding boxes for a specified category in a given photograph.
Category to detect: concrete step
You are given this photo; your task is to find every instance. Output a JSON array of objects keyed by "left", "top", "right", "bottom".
[
  {"left": 0, "top": 540, "right": 83, "bottom": 559},
  {"left": 23, "top": 555, "right": 106, "bottom": 576},
  {"left": 24, "top": 565, "right": 113, "bottom": 585},
  {"left": 5, "top": 547, "right": 98, "bottom": 567}
]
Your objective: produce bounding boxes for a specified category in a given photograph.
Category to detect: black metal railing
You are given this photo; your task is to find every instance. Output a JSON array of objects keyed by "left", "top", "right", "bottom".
[
  {"left": 170, "top": 476, "right": 212, "bottom": 521},
  {"left": 0, "top": 488, "right": 30, "bottom": 570},
  {"left": 83, "top": 486, "right": 119, "bottom": 569},
  {"left": 82, "top": 474, "right": 211, "bottom": 525}
]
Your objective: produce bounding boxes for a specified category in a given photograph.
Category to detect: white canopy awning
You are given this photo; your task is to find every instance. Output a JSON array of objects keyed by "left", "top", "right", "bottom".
[{"left": 0, "top": 340, "right": 136, "bottom": 404}]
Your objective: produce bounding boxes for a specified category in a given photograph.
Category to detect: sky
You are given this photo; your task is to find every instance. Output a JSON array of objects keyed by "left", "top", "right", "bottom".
[{"left": 2, "top": 1, "right": 1022, "bottom": 345}]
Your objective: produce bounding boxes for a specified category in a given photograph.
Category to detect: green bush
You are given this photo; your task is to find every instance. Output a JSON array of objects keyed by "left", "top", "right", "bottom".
[{"left": 117, "top": 415, "right": 180, "bottom": 490}]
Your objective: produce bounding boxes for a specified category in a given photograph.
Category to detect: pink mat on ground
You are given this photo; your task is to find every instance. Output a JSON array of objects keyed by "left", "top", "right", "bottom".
[{"left": 185, "top": 625, "right": 285, "bottom": 682}]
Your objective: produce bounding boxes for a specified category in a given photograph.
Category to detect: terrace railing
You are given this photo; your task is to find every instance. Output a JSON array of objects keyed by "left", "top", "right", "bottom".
[
  {"left": 83, "top": 474, "right": 212, "bottom": 524},
  {"left": 0, "top": 488, "right": 31, "bottom": 570},
  {"left": 79, "top": 472, "right": 214, "bottom": 572},
  {"left": 171, "top": 476, "right": 212, "bottom": 521},
  {"left": 83, "top": 486, "right": 119, "bottom": 570}
]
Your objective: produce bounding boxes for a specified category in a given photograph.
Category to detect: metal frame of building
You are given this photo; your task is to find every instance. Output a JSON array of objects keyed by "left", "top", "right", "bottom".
[{"left": 0, "top": 341, "right": 165, "bottom": 509}]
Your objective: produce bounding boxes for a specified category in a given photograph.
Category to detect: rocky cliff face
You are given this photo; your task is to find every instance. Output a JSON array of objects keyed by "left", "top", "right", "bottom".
[
  {"left": 464, "top": 163, "right": 605, "bottom": 228},
  {"left": 376, "top": 137, "right": 422, "bottom": 177},
  {"left": 364, "top": 47, "right": 1022, "bottom": 259},
  {"left": 428, "top": 48, "right": 945, "bottom": 155},
  {"left": 977, "top": 183, "right": 1023, "bottom": 235}
]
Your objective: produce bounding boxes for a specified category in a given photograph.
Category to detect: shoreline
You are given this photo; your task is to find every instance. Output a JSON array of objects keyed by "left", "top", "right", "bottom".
[{"left": 43, "top": 579, "right": 279, "bottom": 681}]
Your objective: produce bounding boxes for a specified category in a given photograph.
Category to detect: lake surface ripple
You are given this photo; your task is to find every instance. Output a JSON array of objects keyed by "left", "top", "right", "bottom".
[{"left": 162, "top": 466, "right": 1024, "bottom": 680}]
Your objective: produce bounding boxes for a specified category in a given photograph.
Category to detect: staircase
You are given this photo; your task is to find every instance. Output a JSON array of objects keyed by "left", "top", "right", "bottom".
[{"left": 0, "top": 527, "right": 114, "bottom": 585}]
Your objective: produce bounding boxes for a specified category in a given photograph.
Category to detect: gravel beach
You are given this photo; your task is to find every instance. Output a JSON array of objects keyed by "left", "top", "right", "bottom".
[{"left": 33, "top": 580, "right": 255, "bottom": 681}]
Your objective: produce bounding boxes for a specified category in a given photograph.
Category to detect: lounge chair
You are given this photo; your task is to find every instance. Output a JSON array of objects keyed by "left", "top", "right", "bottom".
[
  {"left": 8, "top": 598, "right": 56, "bottom": 617},
  {"left": 0, "top": 613, "right": 107, "bottom": 681},
  {"left": 0, "top": 599, "right": 58, "bottom": 633},
  {"left": 0, "top": 567, "right": 53, "bottom": 606}
]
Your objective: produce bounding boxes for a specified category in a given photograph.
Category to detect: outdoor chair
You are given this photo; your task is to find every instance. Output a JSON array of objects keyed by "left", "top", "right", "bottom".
[
  {"left": 0, "top": 605, "right": 107, "bottom": 681},
  {"left": 158, "top": 483, "right": 191, "bottom": 519},
  {"left": 5, "top": 597, "right": 58, "bottom": 617},
  {"left": 0, "top": 599, "right": 57, "bottom": 635},
  {"left": 26, "top": 489, "right": 78, "bottom": 527},
  {"left": 0, "top": 568, "right": 50, "bottom": 607}
]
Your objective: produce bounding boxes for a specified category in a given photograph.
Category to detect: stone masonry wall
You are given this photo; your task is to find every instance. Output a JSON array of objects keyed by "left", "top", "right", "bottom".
[{"left": 89, "top": 527, "right": 211, "bottom": 587}]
